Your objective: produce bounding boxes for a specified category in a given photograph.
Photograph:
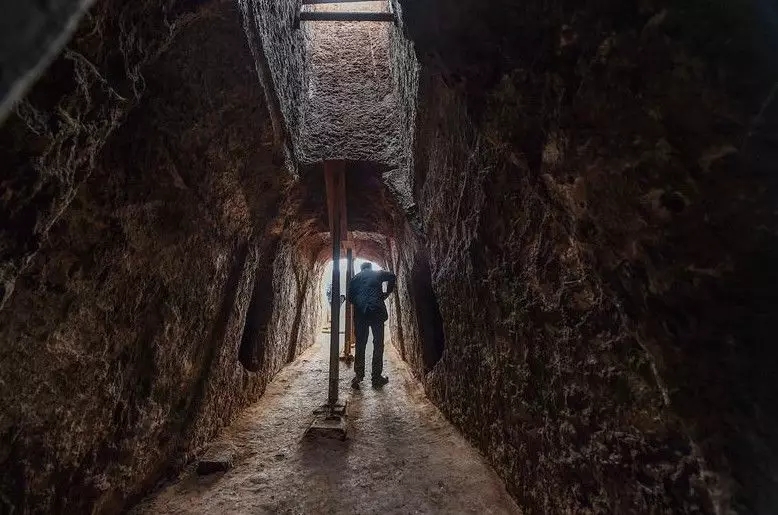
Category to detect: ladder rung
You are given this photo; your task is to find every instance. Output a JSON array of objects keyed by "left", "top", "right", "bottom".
[
  {"left": 302, "top": 0, "right": 383, "bottom": 4},
  {"left": 299, "top": 11, "right": 396, "bottom": 22}
]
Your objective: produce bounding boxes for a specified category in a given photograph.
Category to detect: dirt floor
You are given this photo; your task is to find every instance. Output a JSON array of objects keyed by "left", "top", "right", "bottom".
[{"left": 133, "top": 331, "right": 521, "bottom": 514}]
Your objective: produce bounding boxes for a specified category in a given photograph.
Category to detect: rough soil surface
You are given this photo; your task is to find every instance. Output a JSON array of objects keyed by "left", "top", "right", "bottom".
[
  {"left": 238, "top": 0, "right": 307, "bottom": 167},
  {"left": 134, "top": 334, "right": 520, "bottom": 515},
  {"left": 0, "top": 2, "right": 325, "bottom": 512},
  {"left": 0, "top": 0, "right": 195, "bottom": 311},
  {"left": 391, "top": 0, "right": 778, "bottom": 512},
  {"left": 299, "top": 2, "right": 400, "bottom": 165}
]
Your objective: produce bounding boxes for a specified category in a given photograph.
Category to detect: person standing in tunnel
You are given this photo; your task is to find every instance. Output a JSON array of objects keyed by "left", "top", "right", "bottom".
[{"left": 348, "top": 262, "right": 396, "bottom": 389}]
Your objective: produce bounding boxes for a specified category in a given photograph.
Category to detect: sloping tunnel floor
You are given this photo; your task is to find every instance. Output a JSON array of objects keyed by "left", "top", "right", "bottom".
[{"left": 132, "top": 331, "right": 521, "bottom": 514}]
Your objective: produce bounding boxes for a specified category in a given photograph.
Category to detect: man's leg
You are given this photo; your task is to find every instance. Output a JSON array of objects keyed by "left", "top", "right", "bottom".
[
  {"left": 353, "top": 313, "right": 369, "bottom": 384},
  {"left": 370, "top": 318, "right": 386, "bottom": 385}
]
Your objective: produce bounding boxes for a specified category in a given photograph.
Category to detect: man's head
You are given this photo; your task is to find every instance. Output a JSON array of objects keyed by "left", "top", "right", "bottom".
[{"left": 360, "top": 262, "right": 372, "bottom": 271}]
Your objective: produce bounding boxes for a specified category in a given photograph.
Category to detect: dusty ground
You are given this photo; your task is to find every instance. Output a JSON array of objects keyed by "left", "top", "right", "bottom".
[{"left": 133, "top": 331, "right": 520, "bottom": 514}]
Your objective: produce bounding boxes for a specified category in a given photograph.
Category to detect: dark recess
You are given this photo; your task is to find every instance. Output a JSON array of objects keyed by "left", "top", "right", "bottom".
[
  {"left": 410, "top": 252, "right": 445, "bottom": 372},
  {"left": 239, "top": 254, "right": 276, "bottom": 372}
]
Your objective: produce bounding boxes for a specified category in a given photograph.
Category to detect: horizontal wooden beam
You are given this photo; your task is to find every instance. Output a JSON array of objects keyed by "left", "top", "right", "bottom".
[
  {"left": 302, "top": 0, "right": 383, "bottom": 4},
  {"left": 299, "top": 11, "right": 396, "bottom": 22}
]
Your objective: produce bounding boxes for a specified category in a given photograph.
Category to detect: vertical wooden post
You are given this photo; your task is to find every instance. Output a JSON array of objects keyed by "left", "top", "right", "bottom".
[
  {"left": 324, "top": 161, "right": 344, "bottom": 406},
  {"left": 344, "top": 247, "right": 354, "bottom": 359},
  {"left": 329, "top": 210, "right": 341, "bottom": 405},
  {"left": 306, "top": 160, "right": 350, "bottom": 439}
]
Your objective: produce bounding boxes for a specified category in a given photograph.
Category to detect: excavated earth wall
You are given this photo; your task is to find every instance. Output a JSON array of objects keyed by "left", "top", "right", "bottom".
[
  {"left": 299, "top": 2, "right": 400, "bottom": 165},
  {"left": 0, "top": 0, "right": 198, "bottom": 313},
  {"left": 0, "top": 1, "right": 323, "bottom": 512},
  {"left": 393, "top": 0, "right": 778, "bottom": 512},
  {"left": 238, "top": 0, "right": 307, "bottom": 168}
]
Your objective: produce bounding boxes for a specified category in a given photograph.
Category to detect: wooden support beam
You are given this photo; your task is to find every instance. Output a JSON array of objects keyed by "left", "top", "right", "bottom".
[
  {"left": 323, "top": 160, "right": 354, "bottom": 403},
  {"left": 299, "top": 11, "right": 396, "bottom": 23},
  {"left": 338, "top": 166, "right": 348, "bottom": 245},
  {"left": 329, "top": 215, "right": 341, "bottom": 405},
  {"left": 343, "top": 247, "right": 355, "bottom": 361},
  {"left": 334, "top": 164, "right": 352, "bottom": 361},
  {"left": 324, "top": 164, "right": 337, "bottom": 236},
  {"left": 303, "top": 0, "right": 383, "bottom": 4},
  {"left": 324, "top": 161, "right": 345, "bottom": 405}
]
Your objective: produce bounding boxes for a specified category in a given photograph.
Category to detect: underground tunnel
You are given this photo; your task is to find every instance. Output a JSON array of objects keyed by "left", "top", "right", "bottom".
[{"left": 1, "top": 0, "right": 778, "bottom": 513}]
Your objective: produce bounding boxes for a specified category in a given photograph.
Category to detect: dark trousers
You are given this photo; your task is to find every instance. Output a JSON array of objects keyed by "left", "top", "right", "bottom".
[{"left": 354, "top": 313, "right": 385, "bottom": 380}]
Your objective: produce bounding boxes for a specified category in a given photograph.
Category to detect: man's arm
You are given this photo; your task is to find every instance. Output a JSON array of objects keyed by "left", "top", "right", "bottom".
[{"left": 382, "top": 271, "right": 397, "bottom": 299}]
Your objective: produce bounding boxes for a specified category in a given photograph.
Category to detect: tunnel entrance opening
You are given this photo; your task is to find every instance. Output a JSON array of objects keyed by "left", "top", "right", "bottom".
[{"left": 410, "top": 252, "right": 445, "bottom": 373}]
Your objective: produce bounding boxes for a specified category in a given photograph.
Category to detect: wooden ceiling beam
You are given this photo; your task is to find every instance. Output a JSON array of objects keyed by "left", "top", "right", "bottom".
[{"left": 323, "top": 160, "right": 350, "bottom": 250}]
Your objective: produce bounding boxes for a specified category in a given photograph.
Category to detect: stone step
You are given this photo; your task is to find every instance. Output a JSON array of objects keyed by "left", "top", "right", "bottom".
[{"left": 196, "top": 442, "right": 237, "bottom": 475}]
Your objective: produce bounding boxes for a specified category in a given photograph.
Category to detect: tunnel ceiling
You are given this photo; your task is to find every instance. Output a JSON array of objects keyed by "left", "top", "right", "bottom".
[
  {"left": 299, "top": 1, "right": 401, "bottom": 166},
  {"left": 236, "top": 0, "right": 419, "bottom": 243},
  {"left": 296, "top": 160, "right": 407, "bottom": 236}
]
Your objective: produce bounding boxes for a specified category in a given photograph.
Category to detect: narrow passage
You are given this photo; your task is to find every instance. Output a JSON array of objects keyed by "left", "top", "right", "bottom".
[{"left": 134, "top": 334, "right": 520, "bottom": 514}]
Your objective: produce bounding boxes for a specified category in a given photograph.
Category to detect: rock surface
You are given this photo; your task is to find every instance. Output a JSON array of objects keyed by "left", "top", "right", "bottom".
[
  {"left": 0, "top": 0, "right": 202, "bottom": 312},
  {"left": 299, "top": 2, "right": 400, "bottom": 166},
  {"left": 391, "top": 0, "right": 778, "bottom": 512},
  {"left": 0, "top": 1, "right": 322, "bottom": 512},
  {"left": 238, "top": 0, "right": 307, "bottom": 168},
  {"left": 196, "top": 442, "right": 237, "bottom": 475}
]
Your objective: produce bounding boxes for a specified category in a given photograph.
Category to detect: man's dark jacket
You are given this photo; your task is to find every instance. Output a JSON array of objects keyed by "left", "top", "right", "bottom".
[{"left": 347, "top": 269, "right": 396, "bottom": 322}]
